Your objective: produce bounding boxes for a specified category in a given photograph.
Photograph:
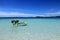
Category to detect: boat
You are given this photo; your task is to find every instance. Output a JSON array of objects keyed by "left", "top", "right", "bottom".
[
  {"left": 11, "top": 20, "right": 27, "bottom": 26},
  {"left": 18, "top": 22, "right": 27, "bottom": 26}
]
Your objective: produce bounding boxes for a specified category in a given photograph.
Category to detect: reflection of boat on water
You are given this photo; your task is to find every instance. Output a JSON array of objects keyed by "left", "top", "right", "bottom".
[{"left": 11, "top": 20, "right": 27, "bottom": 27}]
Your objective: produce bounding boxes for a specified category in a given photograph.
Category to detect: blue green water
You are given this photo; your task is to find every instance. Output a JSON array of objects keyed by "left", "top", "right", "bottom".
[{"left": 0, "top": 18, "right": 60, "bottom": 40}]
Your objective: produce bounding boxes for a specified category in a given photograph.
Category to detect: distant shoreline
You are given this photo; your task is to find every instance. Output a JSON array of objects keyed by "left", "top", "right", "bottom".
[{"left": 0, "top": 17, "right": 60, "bottom": 19}]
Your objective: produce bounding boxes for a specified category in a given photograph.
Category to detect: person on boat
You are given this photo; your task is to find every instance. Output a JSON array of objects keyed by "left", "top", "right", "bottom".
[{"left": 11, "top": 20, "right": 19, "bottom": 25}]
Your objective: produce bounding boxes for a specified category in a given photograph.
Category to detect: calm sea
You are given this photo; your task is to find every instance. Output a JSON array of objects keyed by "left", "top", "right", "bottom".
[{"left": 0, "top": 18, "right": 60, "bottom": 40}]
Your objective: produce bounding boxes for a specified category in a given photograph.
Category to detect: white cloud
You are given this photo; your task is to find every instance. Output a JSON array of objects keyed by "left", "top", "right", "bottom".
[
  {"left": 0, "top": 12, "right": 33, "bottom": 17},
  {"left": 0, "top": 11, "right": 60, "bottom": 17},
  {"left": 0, "top": 12, "right": 42, "bottom": 17},
  {"left": 0, "top": 12, "right": 48, "bottom": 17},
  {"left": 46, "top": 12, "right": 60, "bottom": 16}
]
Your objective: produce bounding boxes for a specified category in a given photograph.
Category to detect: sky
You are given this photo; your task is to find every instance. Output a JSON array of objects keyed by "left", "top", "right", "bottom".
[{"left": 0, "top": 0, "right": 60, "bottom": 17}]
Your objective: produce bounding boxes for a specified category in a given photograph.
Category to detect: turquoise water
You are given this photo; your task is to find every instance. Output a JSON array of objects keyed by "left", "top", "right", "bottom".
[{"left": 0, "top": 18, "right": 60, "bottom": 40}]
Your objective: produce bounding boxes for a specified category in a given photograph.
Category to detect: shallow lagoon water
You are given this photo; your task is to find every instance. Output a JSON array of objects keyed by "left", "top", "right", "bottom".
[{"left": 0, "top": 18, "right": 60, "bottom": 40}]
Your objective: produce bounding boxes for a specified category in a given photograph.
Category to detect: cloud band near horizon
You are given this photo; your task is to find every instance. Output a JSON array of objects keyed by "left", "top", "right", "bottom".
[{"left": 0, "top": 11, "right": 60, "bottom": 17}]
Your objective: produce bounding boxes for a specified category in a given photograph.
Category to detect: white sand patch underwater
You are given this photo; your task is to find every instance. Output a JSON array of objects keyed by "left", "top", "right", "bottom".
[{"left": 0, "top": 32, "right": 60, "bottom": 40}]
